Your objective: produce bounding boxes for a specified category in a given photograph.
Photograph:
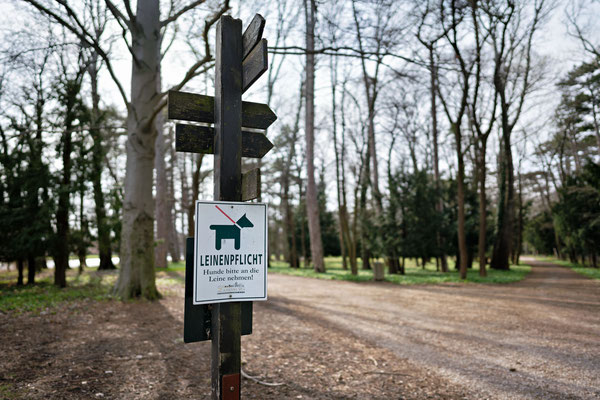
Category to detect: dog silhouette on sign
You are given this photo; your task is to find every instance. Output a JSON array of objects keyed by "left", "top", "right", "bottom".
[{"left": 210, "top": 213, "right": 254, "bottom": 250}]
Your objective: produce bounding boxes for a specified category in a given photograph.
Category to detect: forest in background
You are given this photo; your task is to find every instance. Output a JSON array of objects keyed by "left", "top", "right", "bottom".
[{"left": 0, "top": 0, "right": 599, "bottom": 299}]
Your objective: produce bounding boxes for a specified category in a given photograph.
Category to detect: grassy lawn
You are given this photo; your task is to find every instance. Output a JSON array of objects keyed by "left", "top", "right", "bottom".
[
  {"left": 0, "top": 255, "right": 532, "bottom": 314},
  {"left": 268, "top": 256, "right": 531, "bottom": 285},
  {"left": 536, "top": 257, "right": 600, "bottom": 280},
  {"left": 0, "top": 269, "right": 116, "bottom": 314},
  {"left": 0, "top": 263, "right": 186, "bottom": 314}
]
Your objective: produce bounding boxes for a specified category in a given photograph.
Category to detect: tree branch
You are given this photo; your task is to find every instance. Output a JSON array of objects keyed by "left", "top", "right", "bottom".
[
  {"left": 161, "top": 0, "right": 207, "bottom": 27},
  {"left": 22, "top": 0, "right": 130, "bottom": 107}
]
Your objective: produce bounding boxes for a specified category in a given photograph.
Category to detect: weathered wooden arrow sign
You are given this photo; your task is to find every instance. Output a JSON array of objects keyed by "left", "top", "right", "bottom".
[
  {"left": 168, "top": 90, "right": 276, "bottom": 160},
  {"left": 175, "top": 124, "right": 273, "bottom": 158}
]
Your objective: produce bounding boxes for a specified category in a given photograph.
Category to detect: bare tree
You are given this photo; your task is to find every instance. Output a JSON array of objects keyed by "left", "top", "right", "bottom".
[
  {"left": 23, "top": 0, "right": 229, "bottom": 299},
  {"left": 304, "top": 0, "right": 325, "bottom": 272},
  {"left": 436, "top": 0, "right": 474, "bottom": 279},
  {"left": 467, "top": 2, "right": 498, "bottom": 277},
  {"left": 416, "top": 0, "right": 449, "bottom": 272},
  {"left": 482, "top": 0, "right": 550, "bottom": 270}
]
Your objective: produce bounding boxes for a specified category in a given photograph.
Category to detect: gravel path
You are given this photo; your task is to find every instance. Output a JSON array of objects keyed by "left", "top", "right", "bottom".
[{"left": 265, "top": 258, "right": 600, "bottom": 399}]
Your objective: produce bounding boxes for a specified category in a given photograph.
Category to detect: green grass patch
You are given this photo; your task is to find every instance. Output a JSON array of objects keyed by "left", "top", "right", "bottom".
[
  {"left": 165, "top": 261, "right": 186, "bottom": 271},
  {"left": 0, "top": 269, "right": 116, "bottom": 314},
  {"left": 0, "top": 383, "right": 20, "bottom": 399},
  {"left": 541, "top": 258, "right": 600, "bottom": 280},
  {"left": 268, "top": 256, "right": 531, "bottom": 285}
]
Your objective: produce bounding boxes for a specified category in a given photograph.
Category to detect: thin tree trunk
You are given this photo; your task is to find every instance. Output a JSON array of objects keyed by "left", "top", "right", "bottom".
[
  {"left": 304, "top": 0, "right": 325, "bottom": 273},
  {"left": 477, "top": 141, "right": 488, "bottom": 277},
  {"left": 330, "top": 55, "right": 347, "bottom": 270},
  {"left": 350, "top": 186, "right": 360, "bottom": 276},
  {"left": 283, "top": 182, "right": 298, "bottom": 268},
  {"left": 300, "top": 185, "right": 308, "bottom": 268},
  {"left": 187, "top": 154, "right": 204, "bottom": 238},
  {"left": 455, "top": 124, "right": 468, "bottom": 280},
  {"left": 429, "top": 46, "right": 448, "bottom": 273},
  {"left": 17, "top": 259, "right": 24, "bottom": 286},
  {"left": 340, "top": 82, "right": 356, "bottom": 274},
  {"left": 55, "top": 76, "right": 82, "bottom": 288},
  {"left": 88, "top": 53, "right": 115, "bottom": 271},
  {"left": 490, "top": 127, "right": 514, "bottom": 270},
  {"left": 283, "top": 84, "right": 302, "bottom": 269},
  {"left": 167, "top": 128, "right": 181, "bottom": 262},
  {"left": 27, "top": 255, "right": 35, "bottom": 285},
  {"left": 513, "top": 172, "right": 524, "bottom": 265},
  {"left": 181, "top": 153, "right": 189, "bottom": 239},
  {"left": 155, "top": 107, "right": 168, "bottom": 269}
]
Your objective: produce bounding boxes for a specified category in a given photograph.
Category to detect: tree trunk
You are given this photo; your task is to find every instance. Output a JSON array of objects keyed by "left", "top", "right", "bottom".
[
  {"left": 27, "top": 255, "right": 35, "bottom": 285},
  {"left": 17, "top": 259, "right": 24, "bottom": 286},
  {"left": 155, "top": 108, "right": 168, "bottom": 269},
  {"left": 477, "top": 141, "right": 488, "bottom": 277},
  {"left": 89, "top": 54, "right": 115, "bottom": 271},
  {"left": 490, "top": 128, "right": 514, "bottom": 271},
  {"left": 114, "top": 2, "right": 161, "bottom": 300},
  {"left": 283, "top": 185, "right": 298, "bottom": 268},
  {"left": 350, "top": 189, "right": 360, "bottom": 276},
  {"left": 304, "top": 0, "right": 325, "bottom": 273},
  {"left": 513, "top": 172, "right": 524, "bottom": 266},
  {"left": 167, "top": 128, "right": 181, "bottom": 262},
  {"left": 55, "top": 77, "right": 81, "bottom": 288},
  {"left": 454, "top": 123, "right": 468, "bottom": 280},
  {"left": 78, "top": 251, "right": 87, "bottom": 275},
  {"left": 429, "top": 46, "right": 448, "bottom": 273},
  {"left": 387, "top": 257, "right": 399, "bottom": 274},
  {"left": 181, "top": 153, "right": 189, "bottom": 239},
  {"left": 339, "top": 80, "right": 356, "bottom": 275},
  {"left": 187, "top": 154, "right": 204, "bottom": 237},
  {"left": 330, "top": 55, "right": 348, "bottom": 271}
]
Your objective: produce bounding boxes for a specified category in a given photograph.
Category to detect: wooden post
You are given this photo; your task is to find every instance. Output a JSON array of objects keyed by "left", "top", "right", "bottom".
[
  {"left": 212, "top": 15, "right": 243, "bottom": 400},
  {"left": 169, "top": 13, "right": 274, "bottom": 400}
]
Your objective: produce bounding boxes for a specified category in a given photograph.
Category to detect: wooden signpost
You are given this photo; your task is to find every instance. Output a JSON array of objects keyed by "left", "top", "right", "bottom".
[{"left": 168, "top": 13, "right": 275, "bottom": 400}]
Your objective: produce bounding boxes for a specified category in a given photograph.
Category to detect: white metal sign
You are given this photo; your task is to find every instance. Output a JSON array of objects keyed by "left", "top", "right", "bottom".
[{"left": 193, "top": 200, "right": 268, "bottom": 305}]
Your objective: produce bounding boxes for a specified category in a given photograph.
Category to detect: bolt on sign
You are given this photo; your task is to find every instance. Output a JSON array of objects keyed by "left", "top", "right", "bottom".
[{"left": 193, "top": 201, "right": 267, "bottom": 304}]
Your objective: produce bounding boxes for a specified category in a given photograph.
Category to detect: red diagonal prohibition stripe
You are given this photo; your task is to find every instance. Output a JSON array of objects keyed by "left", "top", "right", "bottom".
[{"left": 215, "top": 205, "right": 236, "bottom": 224}]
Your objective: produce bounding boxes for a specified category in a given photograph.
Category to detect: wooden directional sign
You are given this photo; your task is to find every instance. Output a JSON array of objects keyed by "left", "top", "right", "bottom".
[
  {"left": 241, "top": 168, "right": 261, "bottom": 201},
  {"left": 168, "top": 91, "right": 277, "bottom": 130},
  {"left": 242, "top": 39, "right": 268, "bottom": 93},
  {"left": 175, "top": 124, "right": 273, "bottom": 158},
  {"left": 169, "top": 13, "right": 276, "bottom": 400},
  {"left": 242, "top": 14, "right": 265, "bottom": 59}
]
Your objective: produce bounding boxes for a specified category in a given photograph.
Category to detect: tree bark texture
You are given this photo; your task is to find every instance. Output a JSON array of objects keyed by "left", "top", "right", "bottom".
[
  {"left": 55, "top": 77, "right": 82, "bottom": 288},
  {"left": 115, "top": 1, "right": 161, "bottom": 300},
  {"left": 429, "top": 46, "right": 448, "bottom": 273},
  {"left": 187, "top": 154, "right": 204, "bottom": 238},
  {"left": 155, "top": 107, "right": 168, "bottom": 269},
  {"left": 17, "top": 259, "right": 24, "bottom": 286},
  {"left": 490, "top": 129, "right": 514, "bottom": 270},
  {"left": 477, "top": 142, "right": 488, "bottom": 277},
  {"left": 454, "top": 123, "right": 468, "bottom": 280},
  {"left": 89, "top": 55, "right": 115, "bottom": 271},
  {"left": 167, "top": 129, "right": 181, "bottom": 262},
  {"left": 27, "top": 255, "right": 35, "bottom": 285},
  {"left": 304, "top": 0, "right": 325, "bottom": 273}
]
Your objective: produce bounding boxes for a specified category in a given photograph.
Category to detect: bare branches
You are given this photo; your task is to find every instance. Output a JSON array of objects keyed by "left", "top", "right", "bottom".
[
  {"left": 268, "top": 45, "right": 420, "bottom": 66},
  {"left": 104, "top": 0, "right": 131, "bottom": 28},
  {"left": 22, "top": 0, "right": 130, "bottom": 107},
  {"left": 160, "top": 0, "right": 208, "bottom": 28},
  {"left": 145, "top": 0, "right": 230, "bottom": 127},
  {"left": 565, "top": 0, "right": 600, "bottom": 59}
]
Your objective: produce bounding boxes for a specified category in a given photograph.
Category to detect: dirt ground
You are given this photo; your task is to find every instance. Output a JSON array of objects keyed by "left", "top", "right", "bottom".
[{"left": 1, "top": 259, "right": 599, "bottom": 399}]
